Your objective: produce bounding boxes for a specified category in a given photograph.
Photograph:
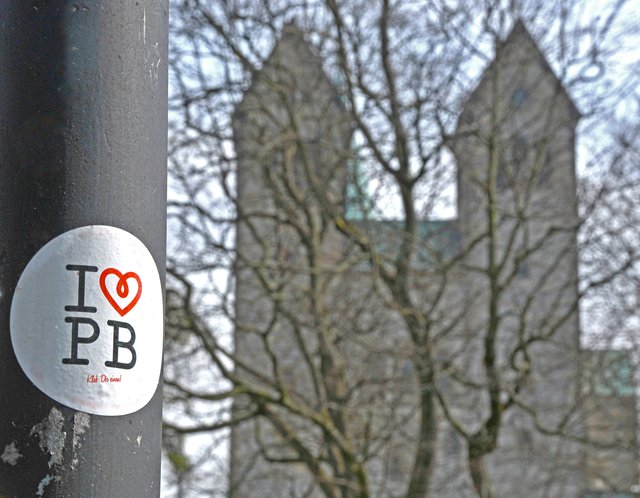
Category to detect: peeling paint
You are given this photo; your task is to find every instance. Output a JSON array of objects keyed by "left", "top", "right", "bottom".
[
  {"left": 1, "top": 441, "right": 22, "bottom": 465},
  {"left": 35, "top": 474, "right": 54, "bottom": 497},
  {"left": 31, "top": 407, "right": 66, "bottom": 468},
  {"left": 72, "top": 412, "right": 89, "bottom": 448},
  {"left": 136, "top": 435, "right": 142, "bottom": 447},
  {"left": 71, "top": 412, "right": 90, "bottom": 469}
]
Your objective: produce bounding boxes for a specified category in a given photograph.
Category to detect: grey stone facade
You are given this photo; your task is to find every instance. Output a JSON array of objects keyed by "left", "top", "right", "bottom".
[{"left": 231, "top": 22, "right": 637, "bottom": 498}]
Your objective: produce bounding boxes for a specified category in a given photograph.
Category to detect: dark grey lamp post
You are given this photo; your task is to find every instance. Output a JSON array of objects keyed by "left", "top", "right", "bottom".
[{"left": 0, "top": 1, "right": 167, "bottom": 496}]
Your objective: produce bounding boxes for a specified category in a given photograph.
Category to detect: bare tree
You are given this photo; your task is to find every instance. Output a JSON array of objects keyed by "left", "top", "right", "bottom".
[{"left": 163, "top": 1, "right": 640, "bottom": 497}]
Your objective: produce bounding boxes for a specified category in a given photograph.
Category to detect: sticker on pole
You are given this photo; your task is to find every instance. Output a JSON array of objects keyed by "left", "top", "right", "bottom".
[{"left": 10, "top": 225, "right": 163, "bottom": 416}]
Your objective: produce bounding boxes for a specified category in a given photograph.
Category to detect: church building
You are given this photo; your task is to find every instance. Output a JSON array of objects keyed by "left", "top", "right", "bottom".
[{"left": 230, "top": 20, "right": 638, "bottom": 498}]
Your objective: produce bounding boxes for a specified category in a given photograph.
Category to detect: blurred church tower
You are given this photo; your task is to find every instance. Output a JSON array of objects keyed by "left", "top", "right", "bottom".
[
  {"left": 450, "top": 20, "right": 585, "bottom": 496},
  {"left": 231, "top": 24, "right": 352, "bottom": 497}
]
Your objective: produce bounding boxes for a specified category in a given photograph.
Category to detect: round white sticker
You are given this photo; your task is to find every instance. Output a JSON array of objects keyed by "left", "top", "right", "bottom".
[{"left": 10, "top": 225, "right": 163, "bottom": 416}]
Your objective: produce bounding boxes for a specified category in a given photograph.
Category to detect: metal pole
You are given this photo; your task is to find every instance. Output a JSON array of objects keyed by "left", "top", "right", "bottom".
[{"left": 0, "top": 1, "right": 167, "bottom": 496}]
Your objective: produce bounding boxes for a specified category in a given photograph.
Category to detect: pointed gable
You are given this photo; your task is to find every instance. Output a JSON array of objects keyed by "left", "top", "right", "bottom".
[
  {"left": 500, "top": 20, "right": 580, "bottom": 119},
  {"left": 456, "top": 19, "right": 580, "bottom": 137},
  {"left": 233, "top": 23, "right": 346, "bottom": 139},
  {"left": 452, "top": 20, "right": 581, "bottom": 244},
  {"left": 232, "top": 23, "right": 352, "bottom": 213}
]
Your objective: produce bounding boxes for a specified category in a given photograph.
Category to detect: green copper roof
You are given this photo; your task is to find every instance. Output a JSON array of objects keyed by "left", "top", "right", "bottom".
[
  {"left": 353, "top": 219, "right": 461, "bottom": 266},
  {"left": 345, "top": 157, "right": 373, "bottom": 221},
  {"left": 344, "top": 156, "right": 461, "bottom": 264},
  {"left": 582, "top": 350, "right": 636, "bottom": 398}
]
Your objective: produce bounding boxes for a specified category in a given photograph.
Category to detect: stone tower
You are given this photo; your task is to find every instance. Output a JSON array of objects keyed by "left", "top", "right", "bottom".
[
  {"left": 450, "top": 20, "right": 584, "bottom": 497},
  {"left": 231, "top": 24, "right": 352, "bottom": 497}
]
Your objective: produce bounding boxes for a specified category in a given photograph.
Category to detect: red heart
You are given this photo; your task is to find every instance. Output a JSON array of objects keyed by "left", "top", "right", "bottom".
[{"left": 99, "top": 268, "right": 142, "bottom": 317}]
